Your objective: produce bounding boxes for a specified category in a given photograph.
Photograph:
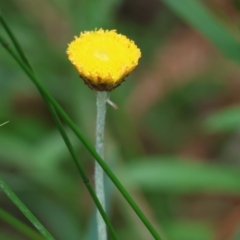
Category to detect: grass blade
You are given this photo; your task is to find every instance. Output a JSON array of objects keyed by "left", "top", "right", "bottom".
[
  {"left": 161, "top": 0, "right": 240, "bottom": 62},
  {"left": 0, "top": 207, "right": 44, "bottom": 240},
  {"left": 119, "top": 157, "right": 240, "bottom": 193},
  {"left": 0, "top": 13, "right": 31, "bottom": 68},
  {"left": 0, "top": 177, "right": 55, "bottom": 240}
]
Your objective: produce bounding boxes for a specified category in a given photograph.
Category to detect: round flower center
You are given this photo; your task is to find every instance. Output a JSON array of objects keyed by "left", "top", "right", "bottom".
[{"left": 94, "top": 51, "right": 109, "bottom": 61}]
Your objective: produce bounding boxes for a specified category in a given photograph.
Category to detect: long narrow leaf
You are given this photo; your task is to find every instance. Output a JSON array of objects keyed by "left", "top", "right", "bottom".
[
  {"left": 119, "top": 157, "right": 240, "bottom": 193},
  {"left": 0, "top": 13, "right": 31, "bottom": 68},
  {"left": 0, "top": 177, "right": 55, "bottom": 240},
  {"left": 0, "top": 207, "right": 44, "bottom": 240},
  {"left": 161, "top": 0, "right": 240, "bottom": 62}
]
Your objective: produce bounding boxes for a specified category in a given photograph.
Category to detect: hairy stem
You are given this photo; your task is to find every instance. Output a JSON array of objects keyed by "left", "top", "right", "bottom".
[{"left": 95, "top": 91, "right": 108, "bottom": 240}]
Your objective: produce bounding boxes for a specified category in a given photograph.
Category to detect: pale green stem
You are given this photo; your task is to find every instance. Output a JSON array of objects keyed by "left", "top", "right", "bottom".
[
  {"left": 95, "top": 91, "right": 108, "bottom": 240},
  {"left": 0, "top": 121, "right": 9, "bottom": 127}
]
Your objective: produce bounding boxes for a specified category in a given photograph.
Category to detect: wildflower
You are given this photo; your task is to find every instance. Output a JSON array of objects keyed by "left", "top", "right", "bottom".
[{"left": 67, "top": 29, "right": 141, "bottom": 91}]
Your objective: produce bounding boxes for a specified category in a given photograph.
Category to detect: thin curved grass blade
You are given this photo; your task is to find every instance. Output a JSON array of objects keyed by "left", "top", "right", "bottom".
[
  {"left": 0, "top": 207, "right": 44, "bottom": 240},
  {"left": 0, "top": 177, "right": 55, "bottom": 240},
  {"left": 161, "top": 0, "right": 240, "bottom": 62}
]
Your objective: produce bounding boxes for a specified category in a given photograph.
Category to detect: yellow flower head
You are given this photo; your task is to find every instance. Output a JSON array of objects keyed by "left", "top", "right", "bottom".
[{"left": 67, "top": 29, "right": 141, "bottom": 91}]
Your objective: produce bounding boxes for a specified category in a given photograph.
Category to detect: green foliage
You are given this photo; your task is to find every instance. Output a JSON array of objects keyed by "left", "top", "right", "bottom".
[
  {"left": 0, "top": 207, "right": 44, "bottom": 240},
  {"left": 119, "top": 156, "right": 240, "bottom": 193},
  {"left": 0, "top": 177, "right": 54, "bottom": 239},
  {"left": 161, "top": 0, "right": 240, "bottom": 61},
  {"left": 1, "top": 0, "right": 240, "bottom": 239}
]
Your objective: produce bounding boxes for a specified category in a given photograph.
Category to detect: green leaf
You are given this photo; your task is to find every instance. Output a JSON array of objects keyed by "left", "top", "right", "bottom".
[
  {"left": 20, "top": 195, "right": 82, "bottom": 240},
  {"left": 161, "top": 0, "right": 240, "bottom": 62},
  {"left": 0, "top": 177, "right": 55, "bottom": 239},
  {"left": 0, "top": 207, "right": 44, "bottom": 240},
  {"left": 203, "top": 105, "right": 240, "bottom": 132},
  {"left": 119, "top": 156, "right": 240, "bottom": 193}
]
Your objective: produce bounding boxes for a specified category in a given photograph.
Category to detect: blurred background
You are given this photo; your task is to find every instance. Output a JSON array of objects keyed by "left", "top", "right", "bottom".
[{"left": 1, "top": 0, "right": 240, "bottom": 239}]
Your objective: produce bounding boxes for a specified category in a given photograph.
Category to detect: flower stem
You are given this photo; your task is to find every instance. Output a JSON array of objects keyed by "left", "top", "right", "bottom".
[{"left": 95, "top": 91, "right": 108, "bottom": 240}]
